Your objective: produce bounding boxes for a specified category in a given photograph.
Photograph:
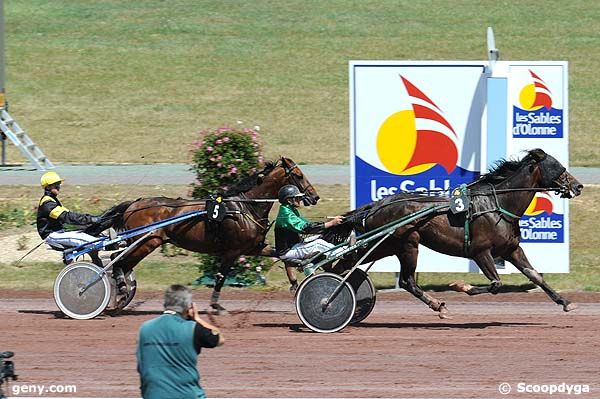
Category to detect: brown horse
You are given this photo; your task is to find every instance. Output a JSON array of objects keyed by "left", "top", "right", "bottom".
[
  {"left": 323, "top": 149, "right": 583, "bottom": 318},
  {"left": 99, "top": 157, "right": 318, "bottom": 313}
]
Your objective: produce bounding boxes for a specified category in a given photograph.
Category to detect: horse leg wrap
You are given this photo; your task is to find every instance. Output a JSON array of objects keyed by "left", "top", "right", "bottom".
[
  {"left": 210, "top": 291, "right": 220, "bottom": 305},
  {"left": 522, "top": 268, "right": 544, "bottom": 285},
  {"left": 112, "top": 266, "right": 127, "bottom": 295},
  {"left": 489, "top": 280, "right": 501, "bottom": 295},
  {"left": 429, "top": 301, "right": 446, "bottom": 312}
]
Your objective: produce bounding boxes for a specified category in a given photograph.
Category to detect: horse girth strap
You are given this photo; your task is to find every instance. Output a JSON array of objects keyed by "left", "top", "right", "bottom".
[{"left": 243, "top": 211, "right": 270, "bottom": 232}]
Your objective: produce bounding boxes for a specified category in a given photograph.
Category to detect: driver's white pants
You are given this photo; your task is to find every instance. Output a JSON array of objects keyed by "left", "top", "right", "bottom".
[
  {"left": 281, "top": 239, "right": 346, "bottom": 261},
  {"left": 45, "top": 230, "right": 98, "bottom": 249}
]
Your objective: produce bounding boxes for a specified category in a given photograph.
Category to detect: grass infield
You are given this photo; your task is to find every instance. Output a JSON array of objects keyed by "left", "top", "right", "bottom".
[{"left": 3, "top": 1, "right": 600, "bottom": 166}]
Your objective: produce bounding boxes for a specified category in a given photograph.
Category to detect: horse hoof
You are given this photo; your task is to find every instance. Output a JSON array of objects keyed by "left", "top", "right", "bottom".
[
  {"left": 449, "top": 280, "right": 472, "bottom": 293},
  {"left": 438, "top": 306, "right": 450, "bottom": 319},
  {"left": 210, "top": 303, "right": 229, "bottom": 316},
  {"left": 563, "top": 302, "right": 577, "bottom": 312},
  {"left": 438, "top": 311, "right": 451, "bottom": 319}
]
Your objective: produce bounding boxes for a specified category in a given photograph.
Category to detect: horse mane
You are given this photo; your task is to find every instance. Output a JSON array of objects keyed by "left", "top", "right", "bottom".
[
  {"left": 477, "top": 149, "right": 539, "bottom": 185},
  {"left": 222, "top": 161, "right": 276, "bottom": 197}
]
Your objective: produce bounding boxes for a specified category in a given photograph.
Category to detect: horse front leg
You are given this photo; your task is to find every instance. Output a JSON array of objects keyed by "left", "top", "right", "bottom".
[
  {"left": 504, "top": 246, "right": 575, "bottom": 312},
  {"left": 210, "top": 256, "right": 236, "bottom": 315},
  {"left": 450, "top": 251, "right": 502, "bottom": 295},
  {"left": 397, "top": 232, "right": 449, "bottom": 319}
]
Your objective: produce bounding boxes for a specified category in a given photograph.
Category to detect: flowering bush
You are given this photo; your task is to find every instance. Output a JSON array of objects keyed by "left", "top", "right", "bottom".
[
  {"left": 190, "top": 124, "right": 271, "bottom": 285},
  {"left": 194, "top": 254, "right": 270, "bottom": 287},
  {"left": 191, "top": 125, "right": 264, "bottom": 199}
]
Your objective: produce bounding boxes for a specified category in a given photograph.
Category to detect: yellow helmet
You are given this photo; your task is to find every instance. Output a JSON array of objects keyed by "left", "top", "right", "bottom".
[{"left": 40, "top": 171, "right": 64, "bottom": 188}]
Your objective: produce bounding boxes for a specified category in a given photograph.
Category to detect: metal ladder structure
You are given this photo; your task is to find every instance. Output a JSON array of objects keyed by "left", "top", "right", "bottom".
[{"left": 0, "top": 108, "right": 54, "bottom": 170}]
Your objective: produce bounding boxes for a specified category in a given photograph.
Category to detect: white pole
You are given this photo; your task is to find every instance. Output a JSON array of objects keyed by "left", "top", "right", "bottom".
[{"left": 487, "top": 27, "right": 499, "bottom": 73}]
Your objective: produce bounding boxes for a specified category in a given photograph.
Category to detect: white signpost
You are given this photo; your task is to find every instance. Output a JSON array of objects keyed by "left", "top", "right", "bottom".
[{"left": 349, "top": 31, "right": 569, "bottom": 274}]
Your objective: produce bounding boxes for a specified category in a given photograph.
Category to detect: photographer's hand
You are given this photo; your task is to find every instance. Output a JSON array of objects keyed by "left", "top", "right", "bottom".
[{"left": 189, "top": 303, "right": 224, "bottom": 346}]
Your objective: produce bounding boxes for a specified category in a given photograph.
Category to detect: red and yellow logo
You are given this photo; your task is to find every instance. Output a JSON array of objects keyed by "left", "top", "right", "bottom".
[
  {"left": 519, "top": 70, "right": 553, "bottom": 111},
  {"left": 524, "top": 192, "right": 554, "bottom": 216},
  {"left": 376, "top": 76, "right": 458, "bottom": 176}
]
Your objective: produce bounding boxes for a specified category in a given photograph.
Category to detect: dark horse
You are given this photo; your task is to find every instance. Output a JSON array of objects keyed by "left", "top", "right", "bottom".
[
  {"left": 97, "top": 157, "right": 318, "bottom": 313},
  {"left": 322, "top": 149, "right": 583, "bottom": 318}
]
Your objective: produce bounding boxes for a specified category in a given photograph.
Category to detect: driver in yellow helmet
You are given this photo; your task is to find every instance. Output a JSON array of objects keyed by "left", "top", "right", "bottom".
[{"left": 37, "top": 171, "right": 103, "bottom": 266}]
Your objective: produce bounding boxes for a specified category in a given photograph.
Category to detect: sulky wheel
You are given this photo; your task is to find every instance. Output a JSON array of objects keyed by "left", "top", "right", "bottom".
[
  {"left": 53, "top": 261, "right": 111, "bottom": 320},
  {"left": 346, "top": 268, "right": 377, "bottom": 324},
  {"left": 295, "top": 272, "right": 356, "bottom": 333}
]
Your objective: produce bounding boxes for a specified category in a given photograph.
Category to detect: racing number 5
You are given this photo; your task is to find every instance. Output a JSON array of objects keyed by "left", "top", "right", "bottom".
[{"left": 212, "top": 204, "right": 220, "bottom": 219}]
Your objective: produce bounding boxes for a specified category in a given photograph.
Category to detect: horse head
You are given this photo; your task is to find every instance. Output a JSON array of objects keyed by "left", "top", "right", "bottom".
[
  {"left": 278, "top": 156, "right": 320, "bottom": 205},
  {"left": 528, "top": 149, "right": 583, "bottom": 198}
]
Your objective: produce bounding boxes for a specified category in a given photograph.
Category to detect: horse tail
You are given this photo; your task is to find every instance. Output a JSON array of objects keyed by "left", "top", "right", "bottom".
[
  {"left": 321, "top": 203, "right": 375, "bottom": 245},
  {"left": 82, "top": 200, "right": 133, "bottom": 236},
  {"left": 103, "top": 200, "right": 134, "bottom": 231},
  {"left": 321, "top": 210, "right": 362, "bottom": 245}
]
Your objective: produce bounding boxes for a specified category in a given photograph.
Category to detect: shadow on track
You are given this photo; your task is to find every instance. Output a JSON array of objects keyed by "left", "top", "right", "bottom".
[{"left": 257, "top": 321, "right": 545, "bottom": 332}]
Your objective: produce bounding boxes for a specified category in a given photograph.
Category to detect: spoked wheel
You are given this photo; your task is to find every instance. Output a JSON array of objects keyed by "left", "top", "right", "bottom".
[
  {"left": 295, "top": 272, "right": 356, "bottom": 333},
  {"left": 54, "top": 261, "right": 111, "bottom": 320},
  {"left": 346, "top": 268, "right": 377, "bottom": 324}
]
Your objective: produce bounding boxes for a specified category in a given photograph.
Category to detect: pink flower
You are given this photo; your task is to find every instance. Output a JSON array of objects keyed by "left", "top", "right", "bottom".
[
  {"left": 206, "top": 146, "right": 213, "bottom": 152},
  {"left": 239, "top": 257, "right": 247, "bottom": 263},
  {"left": 229, "top": 166, "right": 238, "bottom": 175},
  {"left": 210, "top": 157, "right": 216, "bottom": 162},
  {"left": 223, "top": 136, "right": 230, "bottom": 143},
  {"left": 215, "top": 139, "right": 223, "bottom": 145}
]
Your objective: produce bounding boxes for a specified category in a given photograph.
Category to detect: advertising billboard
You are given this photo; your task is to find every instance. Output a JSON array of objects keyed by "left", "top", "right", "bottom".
[{"left": 349, "top": 60, "right": 569, "bottom": 273}]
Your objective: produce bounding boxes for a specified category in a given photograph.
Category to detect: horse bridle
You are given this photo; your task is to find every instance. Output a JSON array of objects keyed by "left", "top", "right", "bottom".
[
  {"left": 281, "top": 158, "right": 315, "bottom": 196},
  {"left": 535, "top": 155, "right": 571, "bottom": 197}
]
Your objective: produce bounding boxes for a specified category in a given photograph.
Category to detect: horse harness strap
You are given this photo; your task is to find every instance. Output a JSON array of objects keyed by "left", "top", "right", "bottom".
[
  {"left": 450, "top": 185, "right": 473, "bottom": 256},
  {"left": 456, "top": 183, "right": 522, "bottom": 256},
  {"left": 243, "top": 211, "right": 271, "bottom": 232}
]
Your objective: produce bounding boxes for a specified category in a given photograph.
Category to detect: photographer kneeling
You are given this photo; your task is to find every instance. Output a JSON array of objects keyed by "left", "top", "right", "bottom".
[{"left": 137, "top": 285, "right": 224, "bottom": 399}]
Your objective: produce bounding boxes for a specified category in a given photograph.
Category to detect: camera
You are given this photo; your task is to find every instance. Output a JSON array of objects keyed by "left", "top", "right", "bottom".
[{"left": 0, "top": 352, "right": 17, "bottom": 399}]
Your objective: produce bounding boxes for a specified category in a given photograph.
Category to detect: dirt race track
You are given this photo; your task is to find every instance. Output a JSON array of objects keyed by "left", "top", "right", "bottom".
[{"left": 1, "top": 289, "right": 599, "bottom": 399}]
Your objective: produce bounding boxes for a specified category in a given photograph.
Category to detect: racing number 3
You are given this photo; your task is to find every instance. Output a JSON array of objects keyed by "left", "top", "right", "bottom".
[{"left": 453, "top": 197, "right": 465, "bottom": 212}]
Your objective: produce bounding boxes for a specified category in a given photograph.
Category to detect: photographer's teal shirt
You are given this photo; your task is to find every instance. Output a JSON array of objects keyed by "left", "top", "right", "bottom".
[{"left": 137, "top": 313, "right": 204, "bottom": 399}]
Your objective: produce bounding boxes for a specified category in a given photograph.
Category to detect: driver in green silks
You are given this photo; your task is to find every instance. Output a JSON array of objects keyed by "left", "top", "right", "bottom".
[{"left": 275, "top": 184, "right": 344, "bottom": 291}]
